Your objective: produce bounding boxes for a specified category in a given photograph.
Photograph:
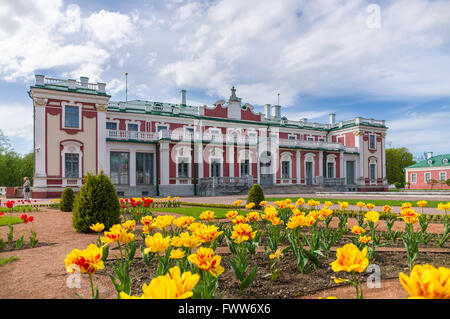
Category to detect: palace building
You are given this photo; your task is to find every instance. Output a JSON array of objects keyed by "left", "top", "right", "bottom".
[
  {"left": 404, "top": 152, "right": 450, "bottom": 189},
  {"left": 28, "top": 75, "right": 388, "bottom": 198}
]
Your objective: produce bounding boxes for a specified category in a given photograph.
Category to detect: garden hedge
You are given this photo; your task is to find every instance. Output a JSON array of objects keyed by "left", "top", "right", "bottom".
[
  {"left": 60, "top": 187, "right": 75, "bottom": 212},
  {"left": 72, "top": 171, "right": 121, "bottom": 233}
]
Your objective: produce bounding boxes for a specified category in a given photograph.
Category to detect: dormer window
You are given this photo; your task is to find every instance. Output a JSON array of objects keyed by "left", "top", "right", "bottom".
[
  {"left": 443, "top": 158, "right": 448, "bottom": 164},
  {"left": 428, "top": 159, "right": 433, "bottom": 165}
]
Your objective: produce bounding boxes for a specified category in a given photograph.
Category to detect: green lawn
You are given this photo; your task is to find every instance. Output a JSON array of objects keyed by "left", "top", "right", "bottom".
[
  {"left": 0, "top": 216, "right": 23, "bottom": 227},
  {"left": 260, "top": 197, "right": 447, "bottom": 208},
  {"left": 152, "top": 206, "right": 234, "bottom": 219}
]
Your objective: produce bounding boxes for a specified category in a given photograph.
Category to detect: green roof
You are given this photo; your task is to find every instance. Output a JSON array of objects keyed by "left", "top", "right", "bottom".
[{"left": 406, "top": 154, "right": 450, "bottom": 169}]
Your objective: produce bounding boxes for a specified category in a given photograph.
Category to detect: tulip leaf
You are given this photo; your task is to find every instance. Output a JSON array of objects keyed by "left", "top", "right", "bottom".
[{"left": 239, "top": 265, "right": 258, "bottom": 291}]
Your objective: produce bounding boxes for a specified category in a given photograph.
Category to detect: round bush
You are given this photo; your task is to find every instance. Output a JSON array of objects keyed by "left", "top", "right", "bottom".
[
  {"left": 72, "top": 171, "right": 121, "bottom": 233},
  {"left": 60, "top": 187, "right": 75, "bottom": 212},
  {"left": 247, "top": 184, "right": 265, "bottom": 210}
]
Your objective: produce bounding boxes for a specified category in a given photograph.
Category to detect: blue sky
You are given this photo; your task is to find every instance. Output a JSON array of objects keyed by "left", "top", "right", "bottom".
[{"left": 0, "top": 0, "right": 449, "bottom": 159}]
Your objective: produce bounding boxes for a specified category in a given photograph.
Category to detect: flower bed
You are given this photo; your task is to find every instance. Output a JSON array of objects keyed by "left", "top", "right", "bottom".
[{"left": 64, "top": 198, "right": 450, "bottom": 299}]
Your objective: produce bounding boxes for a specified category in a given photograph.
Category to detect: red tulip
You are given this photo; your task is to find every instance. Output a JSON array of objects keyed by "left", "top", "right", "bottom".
[
  {"left": 28, "top": 216, "right": 34, "bottom": 222},
  {"left": 121, "top": 204, "right": 125, "bottom": 209}
]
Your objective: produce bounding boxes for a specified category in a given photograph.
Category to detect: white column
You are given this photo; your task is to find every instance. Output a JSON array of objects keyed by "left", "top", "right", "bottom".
[
  {"left": 340, "top": 151, "right": 344, "bottom": 179},
  {"left": 228, "top": 145, "right": 234, "bottom": 177},
  {"left": 160, "top": 142, "right": 170, "bottom": 185},
  {"left": 357, "top": 134, "right": 365, "bottom": 185},
  {"left": 197, "top": 143, "right": 203, "bottom": 179},
  {"left": 97, "top": 109, "right": 107, "bottom": 174},
  {"left": 318, "top": 151, "right": 323, "bottom": 177},
  {"left": 130, "top": 150, "right": 136, "bottom": 187},
  {"left": 296, "top": 150, "right": 301, "bottom": 184},
  {"left": 33, "top": 101, "right": 47, "bottom": 187},
  {"left": 382, "top": 134, "right": 387, "bottom": 181}
]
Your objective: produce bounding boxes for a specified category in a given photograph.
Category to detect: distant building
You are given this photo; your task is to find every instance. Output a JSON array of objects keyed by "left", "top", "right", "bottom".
[
  {"left": 28, "top": 74, "right": 389, "bottom": 198},
  {"left": 405, "top": 152, "right": 450, "bottom": 189}
]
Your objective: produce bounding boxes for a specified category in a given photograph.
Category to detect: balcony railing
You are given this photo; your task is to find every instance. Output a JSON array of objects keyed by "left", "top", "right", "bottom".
[{"left": 106, "top": 130, "right": 359, "bottom": 153}]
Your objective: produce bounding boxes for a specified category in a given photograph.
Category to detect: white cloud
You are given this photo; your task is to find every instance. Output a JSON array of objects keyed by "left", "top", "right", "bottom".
[
  {"left": 0, "top": 0, "right": 137, "bottom": 82},
  {"left": 387, "top": 111, "right": 450, "bottom": 155},
  {"left": 0, "top": 103, "right": 33, "bottom": 140},
  {"left": 158, "top": 0, "right": 450, "bottom": 106}
]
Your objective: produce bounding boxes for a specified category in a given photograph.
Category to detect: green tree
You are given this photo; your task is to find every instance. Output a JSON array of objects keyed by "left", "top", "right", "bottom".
[
  {"left": 0, "top": 129, "right": 34, "bottom": 186},
  {"left": 385, "top": 147, "right": 416, "bottom": 188}
]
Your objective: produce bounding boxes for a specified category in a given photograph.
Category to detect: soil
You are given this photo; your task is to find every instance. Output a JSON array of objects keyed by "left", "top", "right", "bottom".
[{"left": 102, "top": 250, "right": 450, "bottom": 299}]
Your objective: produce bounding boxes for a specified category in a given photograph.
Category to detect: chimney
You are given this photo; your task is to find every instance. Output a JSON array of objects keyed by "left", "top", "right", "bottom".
[
  {"left": 264, "top": 104, "right": 272, "bottom": 119},
  {"left": 35, "top": 74, "right": 45, "bottom": 86},
  {"left": 427, "top": 152, "right": 433, "bottom": 159},
  {"left": 80, "top": 76, "right": 89, "bottom": 87},
  {"left": 272, "top": 105, "right": 281, "bottom": 118},
  {"left": 180, "top": 89, "right": 186, "bottom": 105},
  {"left": 329, "top": 113, "right": 336, "bottom": 125}
]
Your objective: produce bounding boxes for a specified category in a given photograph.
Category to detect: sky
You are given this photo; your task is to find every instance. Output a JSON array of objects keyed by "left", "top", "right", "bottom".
[{"left": 0, "top": 0, "right": 449, "bottom": 159}]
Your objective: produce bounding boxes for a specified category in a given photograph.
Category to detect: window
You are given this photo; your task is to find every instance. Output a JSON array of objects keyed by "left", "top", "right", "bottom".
[
  {"left": 327, "top": 162, "right": 335, "bottom": 178},
  {"left": 307, "top": 137, "right": 314, "bottom": 141},
  {"left": 110, "top": 152, "right": 129, "bottom": 184},
  {"left": 240, "top": 160, "right": 250, "bottom": 176},
  {"left": 425, "top": 172, "right": 431, "bottom": 183},
  {"left": 319, "top": 138, "right": 325, "bottom": 142},
  {"left": 128, "top": 123, "right": 138, "bottom": 131},
  {"left": 370, "top": 163, "right": 377, "bottom": 180},
  {"left": 440, "top": 172, "right": 446, "bottom": 181},
  {"left": 210, "top": 129, "right": 221, "bottom": 141},
  {"left": 65, "top": 106, "right": 79, "bottom": 128},
  {"left": 106, "top": 122, "right": 117, "bottom": 130},
  {"left": 177, "top": 159, "right": 189, "bottom": 178},
  {"left": 411, "top": 173, "right": 417, "bottom": 183},
  {"left": 211, "top": 160, "right": 221, "bottom": 177},
  {"left": 185, "top": 127, "right": 194, "bottom": 140},
  {"left": 136, "top": 153, "right": 153, "bottom": 184},
  {"left": 281, "top": 161, "right": 290, "bottom": 179},
  {"left": 157, "top": 125, "right": 168, "bottom": 132},
  {"left": 369, "top": 135, "right": 376, "bottom": 150},
  {"left": 288, "top": 135, "right": 296, "bottom": 140},
  {"left": 65, "top": 153, "right": 79, "bottom": 178}
]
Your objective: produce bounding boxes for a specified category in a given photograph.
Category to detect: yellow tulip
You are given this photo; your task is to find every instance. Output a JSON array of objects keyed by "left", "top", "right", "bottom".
[
  {"left": 65, "top": 244, "right": 104, "bottom": 274},
  {"left": 230, "top": 223, "right": 257, "bottom": 244},
  {"left": 188, "top": 247, "right": 224, "bottom": 277},
  {"left": 296, "top": 198, "right": 305, "bottom": 206},
  {"left": 121, "top": 219, "right": 136, "bottom": 231},
  {"left": 170, "top": 248, "right": 186, "bottom": 259},
  {"left": 173, "top": 216, "right": 196, "bottom": 228},
  {"left": 120, "top": 266, "right": 199, "bottom": 299},
  {"left": 144, "top": 232, "right": 171, "bottom": 254},
  {"left": 191, "top": 224, "right": 223, "bottom": 243},
  {"left": 364, "top": 211, "right": 380, "bottom": 223},
  {"left": 89, "top": 223, "right": 105, "bottom": 233},
  {"left": 246, "top": 211, "right": 260, "bottom": 222},
  {"left": 153, "top": 215, "right": 174, "bottom": 230},
  {"left": 365, "top": 203, "right": 375, "bottom": 210},
  {"left": 269, "top": 248, "right": 284, "bottom": 260},
  {"left": 358, "top": 235, "right": 372, "bottom": 244},
  {"left": 330, "top": 243, "right": 369, "bottom": 273},
  {"left": 199, "top": 210, "right": 215, "bottom": 221},
  {"left": 259, "top": 201, "right": 268, "bottom": 207},
  {"left": 417, "top": 201, "right": 428, "bottom": 207},
  {"left": 356, "top": 202, "right": 365, "bottom": 209},
  {"left": 399, "top": 208, "right": 420, "bottom": 224},
  {"left": 338, "top": 201, "right": 349, "bottom": 210},
  {"left": 351, "top": 225, "right": 366, "bottom": 235},
  {"left": 233, "top": 200, "right": 242, "bottom": 207},
  {"left": 382, "top": 205, "right": 392, "bottom": 213},
  {"left": 246, "top": 202, "right": 255, "bottom": 209},
  {"left": 232, "top": 215, "right": 247, "bottom": 224},
  {"left": 399, "top": 264, "right": 450, "bottom": 299},
  {"left": 226, "top": 210, "right": 239, "bottom": 220}
]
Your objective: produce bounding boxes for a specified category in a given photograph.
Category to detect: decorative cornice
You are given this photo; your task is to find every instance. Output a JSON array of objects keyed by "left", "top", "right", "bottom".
[
  {"left": 33, "top": 97, "right": 48, "bottom": 107},
  {"left": 96, "top": 103, "right": 107, "bottom": 112}
]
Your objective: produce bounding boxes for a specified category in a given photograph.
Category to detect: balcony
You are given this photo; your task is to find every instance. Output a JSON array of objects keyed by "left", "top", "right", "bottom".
[{"left": 106, "top": 130, "right": 359, "bottom": 153}]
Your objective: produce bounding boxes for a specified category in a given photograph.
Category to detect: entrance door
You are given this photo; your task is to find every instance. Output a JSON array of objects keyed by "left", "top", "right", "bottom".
[
  {"left": 259, "top": 151, "right": 273, "bottom": 186},
  {"left": 305, "top": 162, "right": 313, "bottom": 185},
  {"left": 346, "top": 161, "right": 355, "bottom": 185}
]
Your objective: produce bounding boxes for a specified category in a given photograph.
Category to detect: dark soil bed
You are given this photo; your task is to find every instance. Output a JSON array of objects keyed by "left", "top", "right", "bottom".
[
  {"left": 1, "top": 241, "right": 58, "bottom": 252},
  {"left": 102, "top": 250, "right": 450, "bottom": 299}
]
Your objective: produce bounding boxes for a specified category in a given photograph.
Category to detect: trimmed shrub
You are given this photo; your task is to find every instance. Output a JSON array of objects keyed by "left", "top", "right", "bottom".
[
  {"left": 72, "top": 171, "right": 121, "bottom": 233},
  {"left": 60, "top": 187, "right": 75, "bottom": 212},
  {"left": 247, "top": 184, "right": 265, "bottom": 210}
]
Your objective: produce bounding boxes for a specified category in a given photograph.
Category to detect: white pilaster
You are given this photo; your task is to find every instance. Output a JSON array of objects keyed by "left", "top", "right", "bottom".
[
  {"left": 160, "top": 142, "right": 170, "bottom": 185},
  {"left": 318, "top": 151, "right": 323, "bottom": 177},
  {"left": 340, "top": 151, "right": 344, "bottom": 179},
  {"left": 33, "top": 100, "right": 47, "bottom": 187},
  {"left": 130, "top": 150, "right": 136, "bottom": 187},
  {"left": 197, "top": 143, "right": 203, "bottom": 179},
  {"left": 228, "top": 145, "right": 234, "bottom": 177},
  {"left": 97, "top": 107, "right": 107, "bottom": 174},
  {"left": 296, "top": 150, "right": 301, "bottom": 184}
]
